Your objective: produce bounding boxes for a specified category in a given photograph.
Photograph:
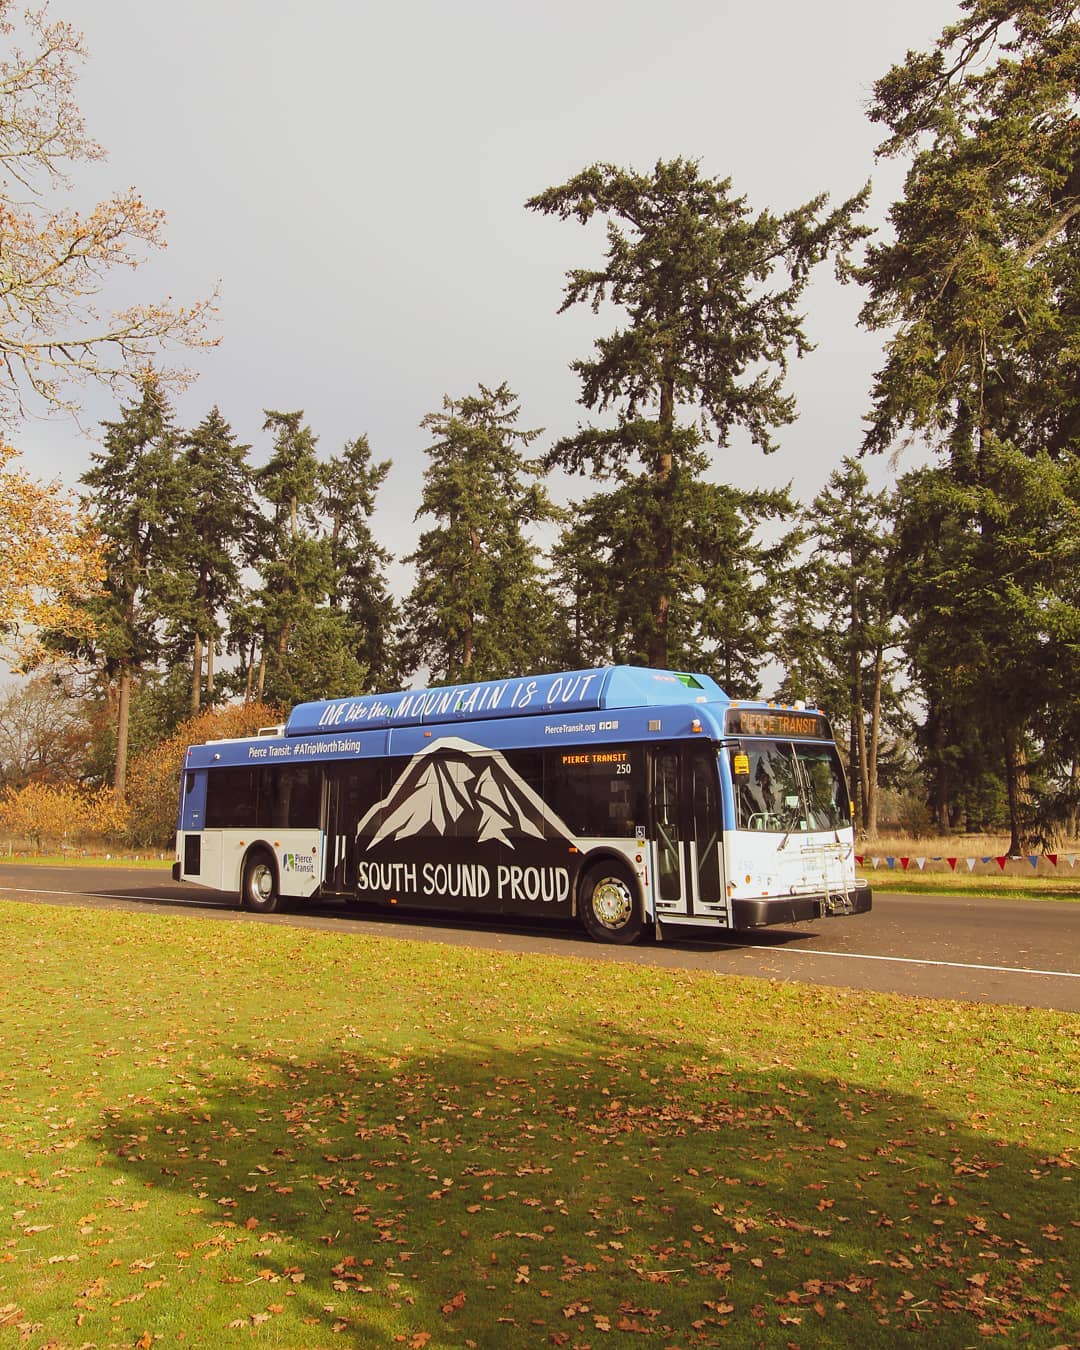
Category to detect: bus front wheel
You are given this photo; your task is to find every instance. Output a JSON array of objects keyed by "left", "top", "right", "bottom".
[
  {"left": 242, "top": 850, "right": 279, "bottom": 914},
  {"left": 578, "top": 862, "right": 643, "bottom": 944}
]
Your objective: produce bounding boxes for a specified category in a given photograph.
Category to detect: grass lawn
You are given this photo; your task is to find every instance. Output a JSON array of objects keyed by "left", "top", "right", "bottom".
[
  {"left": 0, "top": 901, "right": 1076, "bottom": 1348},
  {"left": 861, "top": 873, "right": 1080, "bottom": 901}
]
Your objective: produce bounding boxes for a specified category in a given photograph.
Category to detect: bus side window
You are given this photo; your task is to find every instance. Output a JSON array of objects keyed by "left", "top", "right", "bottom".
[{"left": 205, "top": 766, "right": 259, "bottom": 828}]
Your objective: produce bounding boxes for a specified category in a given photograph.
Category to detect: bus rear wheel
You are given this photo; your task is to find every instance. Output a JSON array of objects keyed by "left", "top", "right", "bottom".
[
  {"left": 579, "top": 862, "right": 643, "bottom": 944},
  {"left": 242, "top": 850, "right": 279, "bottom": 914}
]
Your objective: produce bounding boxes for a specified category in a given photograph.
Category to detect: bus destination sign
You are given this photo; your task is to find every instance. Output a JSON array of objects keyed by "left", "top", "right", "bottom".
[{"left": 725, "top": 709, "right": 830, "bottom": 739}]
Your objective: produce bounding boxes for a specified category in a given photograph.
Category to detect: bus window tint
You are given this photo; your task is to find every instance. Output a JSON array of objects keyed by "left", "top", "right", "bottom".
[
  {"left": 734, "top": 742, "right": 798, "bottom": 831},
  {"left": 205, "top": 764, "right": 321, "bottom": 830},
  {"left": 205, "top": 767, "right": 259, "bottom": 828},
  {"left": 796, "top": 745, "right": 848, "bottom": 830},
  {"left": 733, "top": 741, "right": 847, "bottom": 833},
  {"left": 262, "top": 764, "right": 322, "bottom": 829},
  {"left": 544, "top": 746, "right": 644, "bottom": 838}
]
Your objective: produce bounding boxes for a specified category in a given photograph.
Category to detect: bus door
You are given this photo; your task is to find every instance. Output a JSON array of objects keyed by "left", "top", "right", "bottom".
[
  {"left": 322, "top": 766, "right": 361, "bottom": 894},
  {"left": 650, "top": 745, "right": 728, "bottom": 923}
]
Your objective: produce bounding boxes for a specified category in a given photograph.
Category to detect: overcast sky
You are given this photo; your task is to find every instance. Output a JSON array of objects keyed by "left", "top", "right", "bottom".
[{"left": 21, "top": 0, "right": 954, "bottom": 590}]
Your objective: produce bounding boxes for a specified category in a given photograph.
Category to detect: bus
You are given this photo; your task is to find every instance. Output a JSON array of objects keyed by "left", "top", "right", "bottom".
[{"left": 173, "top": 666, "right": 871, "bottom": 943}]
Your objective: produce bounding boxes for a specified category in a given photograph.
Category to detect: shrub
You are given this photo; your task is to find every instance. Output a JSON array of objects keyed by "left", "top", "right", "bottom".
[{"left": 0, "top": 781, "right": 124, "bottom": 852}]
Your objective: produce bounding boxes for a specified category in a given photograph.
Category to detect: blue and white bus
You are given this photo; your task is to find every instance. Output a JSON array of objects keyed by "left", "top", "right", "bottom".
[{"left": 173, "top": 666, "right": 871, "bottom": 943}]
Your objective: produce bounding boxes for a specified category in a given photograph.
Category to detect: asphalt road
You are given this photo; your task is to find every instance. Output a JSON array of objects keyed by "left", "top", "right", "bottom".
[{"left": 1, "top": 863, "right": 1077, "bottom": 1012}]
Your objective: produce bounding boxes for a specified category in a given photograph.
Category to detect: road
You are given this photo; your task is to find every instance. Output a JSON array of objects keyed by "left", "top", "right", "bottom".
[{"left": 1, "top": 863, "right": 1077, "bottom": 1012}]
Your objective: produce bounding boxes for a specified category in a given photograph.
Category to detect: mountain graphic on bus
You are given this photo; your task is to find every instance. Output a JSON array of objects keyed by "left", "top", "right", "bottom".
[{"left": 357, "top": 737, "right": 576, "bottom": 850}]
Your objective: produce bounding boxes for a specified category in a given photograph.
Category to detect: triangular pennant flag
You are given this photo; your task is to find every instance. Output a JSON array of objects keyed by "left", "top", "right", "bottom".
[
  {"left": 980, "top": 856, "right": 992, "bottom": 865},
  {"left": 871, "top": 855, "right": 880, "bottom": 869},
  {"left": 855, "top": 854, "right": 864, "bottom": 865},
  {"left": 966, "top": 858, "right": 976, "bottom": 872},
  {"left": 1064, "top": 854, "right": 1077, "bottom": 868},
  {"left": 1047, "top": 854, "right": 1058, "bottom": 866},
  {"left": 915, "top": 857, "right": 927, "bottom": 870},
  {"left": 996, "top": 856, "right": 1008, "bottom": 870},
  {"left": 900, "top": 856, "right": 910, "bottom": 870},
  {"left": 1028, "top": 855, "right": 1039, "bottom": 869},
  {"left": 886, "top": 856, "right": 896, "bottom": 869},
  {"left": 947, "top": 857, "right": 958, "bottom": 871}
]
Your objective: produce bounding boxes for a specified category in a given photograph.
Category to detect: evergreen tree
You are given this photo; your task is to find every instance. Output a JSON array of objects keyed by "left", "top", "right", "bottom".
[
  {"left": 779, "top": 459, "right": 904, "bottom": 836},
  {"left": 319, "top": 435, "right": 400, "bottom": 689},
  {"left": 552, "top": 473, "right": 798, "bottom": 694},
  {"left": 159, "top": 408, "right": 256, "bottom": 716},
  {"left": 860, "top": 0, "right": 1080, "bottom": 849},
  {"left": 527, "top": 158, "right": 867, "bottom": 666},
  {"left": 78, "top": 379, "right": 179, "bottom": 796},
  {"left": 246, "top": 410, "right": 337, "bottom": 702},
  {"left": 401, "top": 383, "right": 559, "bottom": 683}
]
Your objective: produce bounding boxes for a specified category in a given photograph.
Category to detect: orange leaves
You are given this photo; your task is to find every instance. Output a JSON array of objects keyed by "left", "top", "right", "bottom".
[
  {"left": 0, "top": 780, "right": 123, "bottom": 850},
  {"left": 0, "top": 444, "right": 104, "bottom": 667}
]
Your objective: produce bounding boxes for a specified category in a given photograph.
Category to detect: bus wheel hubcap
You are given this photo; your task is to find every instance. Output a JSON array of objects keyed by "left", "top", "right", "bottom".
[
  {"left": 593, "top": 878, "right": 631, "bottom": 927},
  {"left": 252, "top": 866, "right": 271, "bottom": 899}
]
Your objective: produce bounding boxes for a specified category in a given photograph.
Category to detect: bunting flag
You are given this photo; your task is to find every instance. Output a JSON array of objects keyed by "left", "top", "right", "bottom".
[{"left": 853, "top": 851, "right": 1077, "bottom": 869}]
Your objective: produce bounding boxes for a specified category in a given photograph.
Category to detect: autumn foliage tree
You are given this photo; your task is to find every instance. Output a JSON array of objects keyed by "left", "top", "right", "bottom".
[
  {"left": 0, "top": 779, "right": 124, "bottom": 852},
  {"left": 0, "top": 443, "right": 103, "bottom": 668},
  {"left": 0, "top": 1, "right": 216, "bottom": 421}
]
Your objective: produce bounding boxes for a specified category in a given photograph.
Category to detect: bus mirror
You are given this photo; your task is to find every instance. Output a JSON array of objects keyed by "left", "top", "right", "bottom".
[{"left": 732, "top": 752, "right": 750, "bottom": 781}]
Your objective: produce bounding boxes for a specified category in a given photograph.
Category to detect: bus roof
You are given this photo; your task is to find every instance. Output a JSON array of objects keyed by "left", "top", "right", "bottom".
[{"left": 284, "top": 666, "right": 728, "bottom": 738}]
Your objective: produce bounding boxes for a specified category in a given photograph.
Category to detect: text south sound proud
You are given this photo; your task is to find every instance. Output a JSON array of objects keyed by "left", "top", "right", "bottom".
[{"left": 354, "top": 859, "right": 571, "bottom": 903}]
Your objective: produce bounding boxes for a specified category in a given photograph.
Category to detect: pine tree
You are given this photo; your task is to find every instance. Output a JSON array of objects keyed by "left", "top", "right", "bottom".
[
  {"left": 401, "top": 383, "right": 559, "bottom": 683},
  {"left": 78, "top": 379, "right": 179, "bottom": 796},
  {"left": 552, "top": 473, "right": 798, "bottom": 693},
  {"left": 860, "top": 0, "right": 1080, "bottom": 850},
  {"left": 319, "top": 435, "right": 400, "bottom": 689},
  {"left": 160, "top": 408, "right": 256, "bottom": 716},
  {"left": 527, "top": 158, "right": 867, "bottom": 666},
  {"left": 247, "top": 410, "right": 336, "bottom": 701},
  {"left": 779, "top": 459, "right": 904, "bottom": 836}
]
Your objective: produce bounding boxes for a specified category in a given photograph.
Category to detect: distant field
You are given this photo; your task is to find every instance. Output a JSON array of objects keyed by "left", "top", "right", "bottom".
[
  {"left": 0, "top": 901, "right": 1076, "bottom": 1348},
  {"left": 0, "top": 848, "right": 169, "bottom": 869}
]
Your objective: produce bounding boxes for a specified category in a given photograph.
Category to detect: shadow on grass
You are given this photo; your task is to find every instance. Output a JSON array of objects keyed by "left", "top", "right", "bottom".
[{"left": 90, "top": 1031, "right": 1077, "bottom": 1348}]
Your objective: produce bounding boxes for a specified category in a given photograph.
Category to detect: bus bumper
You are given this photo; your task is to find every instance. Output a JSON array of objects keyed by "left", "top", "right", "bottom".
[{"left": 731, "top": 884, "right": 872, "bottom": 928}]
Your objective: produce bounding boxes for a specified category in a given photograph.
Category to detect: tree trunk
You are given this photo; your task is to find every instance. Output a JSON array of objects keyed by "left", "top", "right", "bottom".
[
  {"left": 865, "top": 646, "right": 883, "bottom": 839},
  {"left": 207, "top": 639, "right": 215, "bottom": 696},
  {"left": 1004, "top": 733, "right": 1033, "bottom": 854},
  {"left": 244, "top": 639, "right": 256, "bottom": 703},
  {"left": 190, "top": 632, "right": 203, "bottom": 719},
  {"left": 649, "top": 373, "right": 676, "bottom": 668},
  {"left": 114, "top": 666, "right": 132, "bottom": 799}
]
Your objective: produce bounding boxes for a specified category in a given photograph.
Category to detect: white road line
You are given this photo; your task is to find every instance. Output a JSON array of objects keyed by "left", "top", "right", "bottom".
[
  {"left": 717, "top": 942, "right": 1080, "bottom": 980},
  {"left": 3, "top": 885, "right": 1078, "bottom": 979}
]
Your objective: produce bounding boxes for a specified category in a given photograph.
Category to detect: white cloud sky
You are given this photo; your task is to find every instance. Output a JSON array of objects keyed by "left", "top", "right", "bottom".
[{"left": 18, "top": 0, "right": 953, "bottom": 590}]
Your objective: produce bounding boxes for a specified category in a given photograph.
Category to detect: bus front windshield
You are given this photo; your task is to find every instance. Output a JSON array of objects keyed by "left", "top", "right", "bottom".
[{"left": 732, "top": 740, "right": 849, "bottom": 834}]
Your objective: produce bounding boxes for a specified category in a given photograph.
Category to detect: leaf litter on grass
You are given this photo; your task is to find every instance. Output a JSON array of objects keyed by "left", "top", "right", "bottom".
[{"left": 0, "top": 900, "right": 1076, "bottom": 1347}]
